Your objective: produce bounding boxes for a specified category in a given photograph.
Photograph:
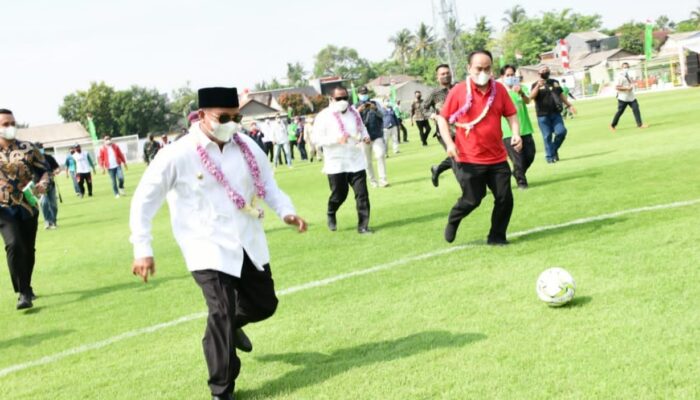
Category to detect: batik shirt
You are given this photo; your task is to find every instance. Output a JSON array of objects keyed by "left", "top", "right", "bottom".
[{"left": 0, "top": 140, "right": 49, "bottom": 214}]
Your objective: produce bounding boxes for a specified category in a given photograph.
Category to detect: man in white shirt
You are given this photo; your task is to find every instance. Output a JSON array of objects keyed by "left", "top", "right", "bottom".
[
  {"left": 271, "top": 115, "right": 291, "bottom": 168},
  {"left": 130, "top": 87, "right": 307, "bottom": 400},
  {"left": 73, "top": 144, "right": 96, "bottom": 197},
  {"left": 313, "top": 86, "right": 373, "bottom": 234},
  {"left": 610, "top": 62, "right": 648, "bottom": 132}
]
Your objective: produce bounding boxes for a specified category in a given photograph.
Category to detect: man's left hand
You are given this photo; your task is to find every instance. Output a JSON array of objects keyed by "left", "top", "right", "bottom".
[
  {"left": 511, "top": 135, "right": 523, "bottom": 153},
  {"left": 284, "top": 215, "right": 308, "bottom": 233}
]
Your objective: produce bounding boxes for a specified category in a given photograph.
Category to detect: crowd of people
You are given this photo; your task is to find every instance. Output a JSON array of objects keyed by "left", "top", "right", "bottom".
[{"left": 1, "top": 46, "right": 652, "bottom": 399}]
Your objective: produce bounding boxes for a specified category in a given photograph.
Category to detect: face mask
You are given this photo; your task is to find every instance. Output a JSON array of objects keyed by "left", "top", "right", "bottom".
[
  {"left": 209, "top": 120, "right": 239, "bottom": 142},
  {"left": 473, "top": 71, "right": 490, "bottom": 86},
  {"left": 439, "top": 75, "right": 452, "bottom": 85},
  {"left": 333, "top": 100, "right": 349, "bottom": 113},
  {"left": 504, "top": 76, "right": 520, "bottom": 87},
  {"left": 358, "top": 94, "right": 369, "bottom": 102},
  {"left": 1, "top": 126, "right": 17, "bottom": 140},
  {"left": 540, "top": 72, "right": 550, "bottom": 79},
  {"left": 105, "top": 140, "right": 112, "bottom": 145}
]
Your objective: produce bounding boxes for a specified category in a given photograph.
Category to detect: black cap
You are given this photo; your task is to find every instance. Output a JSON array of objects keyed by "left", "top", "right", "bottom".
[
  {"left": 358, "top": 86, "right": 369, "bottom": 94},
  {"left": 198, "top": 87, "right": 239, "bottom": 108},
  {"left": 34, "top": 142, "right": 43, "bottom": 149}
]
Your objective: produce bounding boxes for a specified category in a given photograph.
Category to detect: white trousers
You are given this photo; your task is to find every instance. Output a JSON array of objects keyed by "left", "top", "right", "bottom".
[
  {"left": 363, "top": 138, "right": 387, "bottom": 185},
  {"left": 384, "top": 126, "right": 399, "bottom": 154}
]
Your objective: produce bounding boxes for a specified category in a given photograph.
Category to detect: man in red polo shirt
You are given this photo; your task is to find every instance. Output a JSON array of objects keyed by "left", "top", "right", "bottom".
[{"left": 436, "top": 50, "right": 522, "bottom": 245}]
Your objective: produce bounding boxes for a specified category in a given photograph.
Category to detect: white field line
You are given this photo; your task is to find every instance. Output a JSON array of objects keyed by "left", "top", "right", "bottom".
[{"left": 1, "top": 198, "right": 698, "bottom": 379}]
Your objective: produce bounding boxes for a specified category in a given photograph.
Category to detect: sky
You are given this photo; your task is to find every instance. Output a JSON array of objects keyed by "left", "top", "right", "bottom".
[{"left": 2, "top": 0, "right": 697, "bottom": 126}]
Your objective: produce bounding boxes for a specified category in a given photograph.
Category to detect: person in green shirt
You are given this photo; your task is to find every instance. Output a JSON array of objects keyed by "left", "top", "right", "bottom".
[
  {"left": 560, "top": 78, "right": 576, "bottom": 120},
  {"left": 500, "top": 65, "right": 536, "bottom": 189},
  {"left": 286, "top": 117, "right": 298, "bottom": 161}
]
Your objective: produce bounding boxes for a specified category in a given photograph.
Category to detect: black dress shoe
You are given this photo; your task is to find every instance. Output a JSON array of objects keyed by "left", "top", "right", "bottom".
[
  {"left": 327, "top": 214, "right": 337, "bottom": 231},
  {"left": 444, "top": 222, "right": 459, "bottom": 243},
  {"left": 234, "top": 328, "right": 252, "bottom": 353},
  {"left": 357, "top": 227, "right": 373, "bottom": 235},
  {"left": 430, "top": 166, "right": 439, "bottom": 187},
  {"left": 28, "top": 287, "right": 36, "bottom": 301},
  {"left": 212, "top": 393, "right": 234, "bottom": 400},
  {"left": 17, "top": 293, "right": 33, "bottom": 310},
  {"left": 487, "top": 238, "right": 510, "bottom": 246}
]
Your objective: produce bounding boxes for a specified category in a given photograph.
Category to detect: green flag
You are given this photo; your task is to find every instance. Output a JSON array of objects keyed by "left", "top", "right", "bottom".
[
  {"left": 644, "top": 21, "right": 653, "bottom": 61},
  {"left": 499, "top": 54, "right": 506, "bottom": 68},
  {"left": 86, "top": 116, "right": 98, "bottom": 142},
  {"left": 350, "top": 82, "right": 359, "bottom": 105},
  {"left": 390, "top": 84, "right": 397, "bottom": 105}
]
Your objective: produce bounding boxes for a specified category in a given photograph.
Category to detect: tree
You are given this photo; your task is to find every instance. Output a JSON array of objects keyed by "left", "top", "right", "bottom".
[
  {"left": 615, "top": 22, "right": 646, "bottom": 55},
  {"left": 389, "top": 29, "right": 415, "bottom": 71},
  {"left": 278, "top": 93, "right": 311, "bottom": 116},
  {"left": 59, "top": 81, "right": 118, "bottom": 137},
  {"left": 313, "top": 45, "right": 375, "bottom": 84},
  {"left": 414, "top": 23, "right": 436, "bottom": 59},
  {"left": 693, "top": 2, "right": 700, "bottom": 24},
  {"left": 286, "top": 62, "right": 307, "bottom": 87},
  {"left": 502, "top": 5, "right": 527, "bottom": 30},
  {"left": 111, "top": 86, "right": 170, "bottom": 137},
  {"left": 461, "top": 16, "right": 493, "bottom": 53},
  {"left": 655, "top": 15, "right": 675, "bottom": 31},
  {"left": 169, "top": 83, "right": 197, "bottom": 130},
  {"left": 309, "top": 94, "right": 329, "bottom": 113}
]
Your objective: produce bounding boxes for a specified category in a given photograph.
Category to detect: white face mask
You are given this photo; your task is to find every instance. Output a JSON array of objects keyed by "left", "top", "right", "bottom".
[
  {"left": 473, "top": 71, "right": 490, "bottom": 86},
  {"left": 333, "top": 100, "right": 349, "bottom": 113},
  {"left": 209, "top": 120, "right": 240, "bottom": 142},
  {"left": 1, "top": 126, "right": 17, "bottom": 140}
]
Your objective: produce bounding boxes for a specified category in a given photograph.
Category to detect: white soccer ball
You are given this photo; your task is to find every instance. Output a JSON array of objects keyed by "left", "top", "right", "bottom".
[{"left": 536, "top": 267, "right": 576, "bottom": 307}]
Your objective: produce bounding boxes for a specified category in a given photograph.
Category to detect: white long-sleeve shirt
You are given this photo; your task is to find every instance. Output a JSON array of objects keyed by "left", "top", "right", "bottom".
[
  {"left": 313, "top": 107, "right": 369, "bottom": 175},
  {"left": 271, "top": 121, "right": 288, "bottom": 144},
  {"left": 129, "top": 124, "right": 296, "bottom": 277}
]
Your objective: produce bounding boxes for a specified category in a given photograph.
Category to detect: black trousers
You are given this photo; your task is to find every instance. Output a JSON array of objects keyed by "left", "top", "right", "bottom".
[
  {"left": 77, "top": 172, "right": 93, "bottom": 196},
  {"left": 611, "top": 99, "right": 643, "bottom": 128},
  {"left": 416, "top": 120, "right": 431, "bottom": 145},
  {"left": 450, "top": 162, "right": 514, "bottom": 242},
  {"left": 265, "top": 142, "right": 274, "bottom": 162},
  {"left": 397, "top": 120, "right": 408, "bottom": 142},
  {"left": 435, "top": 135, "right": 454, "bottom": 177},
  {"left": 327, "top": 170, "right": 370, "bottom": 229},
  {"left": 0, "top": 210, "right": 38, "bottom": 294},
  {"left": 192, "top": 252, "right": 278, "bottom": 396},
  {"left": 503, "top": 135, "right": 536, "bottom": 186}
]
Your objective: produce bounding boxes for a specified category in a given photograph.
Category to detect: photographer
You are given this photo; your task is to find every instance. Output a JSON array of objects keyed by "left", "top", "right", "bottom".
[
  {"left": 530, "top": 65, "right": 576, "bottom": 164},
  {"left": 356, "top": 86, "right": 387, "bottom": 188}
]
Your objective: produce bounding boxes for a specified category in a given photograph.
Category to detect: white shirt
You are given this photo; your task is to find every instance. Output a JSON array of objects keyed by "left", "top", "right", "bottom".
[
  {"left": 129, "top": 124, "right": 297, "bottom": 277},
  {"left": 106, "top": 145, "right": 118, "bottom": 168},
  {"left": 616, "top": 71, "right": 636, "bottom": 102},
  {"left": 74, "top": 151, "right": 92, "bottom": 174},
  {"left": 313, "top": 106, "right": 369, "bottom": 175},
  {"left": 272, "top": 121, "right": 288, "bottom": 144}
]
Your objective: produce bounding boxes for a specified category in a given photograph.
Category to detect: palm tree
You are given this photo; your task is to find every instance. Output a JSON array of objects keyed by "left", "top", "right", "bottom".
[
  {"left": 286, "top": 62, "right": 307, "bottom": 87},
  {"left": 414, "top": 23, "right": 435, "bottom": 59},
  {"left": 692, "top": 2, "right": 700, "bottom": 24},
  {"left": 389, "top": 29, "right": 415, "bottom": 71},
  {"left": 502, "top": 5, "right": 526, "bottom": 30}
]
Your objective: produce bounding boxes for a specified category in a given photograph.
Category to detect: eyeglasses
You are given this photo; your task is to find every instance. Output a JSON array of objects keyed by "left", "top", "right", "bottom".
[
  {"left": 207, "top": 112, "right": 243, "bottom": 124},
  {"left": 333, "top": 96, "right": 349, "bottom": 102}
]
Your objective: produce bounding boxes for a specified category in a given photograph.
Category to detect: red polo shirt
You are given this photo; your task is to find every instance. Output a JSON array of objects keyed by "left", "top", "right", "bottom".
[{"left": 440, "top": 79, "right": 517, "bottom": 164}]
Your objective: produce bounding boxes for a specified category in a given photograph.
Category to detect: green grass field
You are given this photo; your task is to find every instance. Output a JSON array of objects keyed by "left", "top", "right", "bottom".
[{"left": 1, "top": 88, "right": 700, "bottom": 399}]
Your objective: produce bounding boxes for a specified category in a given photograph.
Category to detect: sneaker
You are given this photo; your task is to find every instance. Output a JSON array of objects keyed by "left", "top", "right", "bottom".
[
  {"left": 609, "top": 125, "right": 616, "bottom": 133},
  {"left": 379, "top": 181, "right": 390, "bottom": 188},
  {"left": 115, "top": 194, "right": 120, "bottom": 198},
  {"left": 119, "top": 188, "right": 126, "bottom": 196},
  {"left": 48, "top": 224, "right": 57, "bottom": 230},
  {"left": 517, "top": 184, "right": 529, "bottom": 190},
  {"left": 370, "top": 181, "right": 378, "bottom": 188},
  {"left": 638, "top": 124, "right": 649, "bottom": 129},
  {"left": 358, "top": 226, "right": 373, "bottom": 235}
]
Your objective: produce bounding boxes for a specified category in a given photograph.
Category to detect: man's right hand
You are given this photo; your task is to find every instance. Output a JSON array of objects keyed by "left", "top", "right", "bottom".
[{"left": 132, "top": 257, "right": 155, "bottom": 283}]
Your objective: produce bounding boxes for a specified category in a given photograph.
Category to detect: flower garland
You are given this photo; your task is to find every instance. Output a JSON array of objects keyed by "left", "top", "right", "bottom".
[
  {"left": 448, "top": 78, "right": 497, "bottom": 135},
  {"left": 196, "top": 133, "right": 266, "bottom": 219},
  {"left": 333, "top": 106, "right": 364, "bottom": 141}
]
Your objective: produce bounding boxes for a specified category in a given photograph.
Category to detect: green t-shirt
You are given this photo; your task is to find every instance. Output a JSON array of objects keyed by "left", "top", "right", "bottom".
[
  {"left": 501, "top": 86, "right": 534, "bottom": 138},
  {"left": 287, "top": 123, "right": 298, "bottom": 141}
]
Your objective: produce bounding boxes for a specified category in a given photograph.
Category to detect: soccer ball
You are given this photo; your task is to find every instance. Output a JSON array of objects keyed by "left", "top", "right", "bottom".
[{"left": 536, "top": 267, "right": 576, "bottom": 307}]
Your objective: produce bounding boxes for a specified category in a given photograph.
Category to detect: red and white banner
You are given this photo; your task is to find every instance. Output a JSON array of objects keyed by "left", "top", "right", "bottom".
[{"left": 560, "top": 39, "right": 570, "bottom": 72}]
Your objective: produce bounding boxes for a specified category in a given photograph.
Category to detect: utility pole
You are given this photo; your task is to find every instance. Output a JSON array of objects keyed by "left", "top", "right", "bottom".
[{"left": 432, "top": 0, "right": 462, "bottom": 75}]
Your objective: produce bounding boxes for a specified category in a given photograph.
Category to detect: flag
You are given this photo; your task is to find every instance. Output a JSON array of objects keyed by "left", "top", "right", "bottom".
[
  {"left": 499, "top": 54, "right": 506, "bottom": 68},
  {"left": 86, "top": 116, "right": 98, "bottom": 142},
  {"left": 287, "top": 107, "right": 293, "bottom": 118},
  {"left": 350, "top": 82, "right": 359, "bottom": 105},
  {"left": 644, "top": 21, "right": 654, "bottom": 61},
  {"left": 560, "top": 39, "right": 570, "bottom": 72},
  {"left": 389, "top": 82, "right": 397, "bottom": 105}
]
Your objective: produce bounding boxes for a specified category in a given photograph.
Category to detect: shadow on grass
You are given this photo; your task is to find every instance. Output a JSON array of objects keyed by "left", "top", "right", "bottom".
[
  {"left": 512, "top": 218, "right": 627, "bottom": 245},
  {"left": 388, "top": 176, "right": 434, "bottom": 187},
  {"left": 530, "top": 170, "right": 602, "bottom": 189},
  {"left": 557, "top": 151, "right": 615, "bottom": 162},
  {"left": 370, "top": 211, "right": 446, "bottom": 231},
  {"left": 239, "top": 330, "right": 485, "bottom": 399},
  {"left": 37, "top": 274, "right": 190, "bottom": 310},
  {"left": 563, "top": 296, "right": 592, "bottom": 308},
  {"left": 0, "top": 329, "right": 74, "bottom": 350}
]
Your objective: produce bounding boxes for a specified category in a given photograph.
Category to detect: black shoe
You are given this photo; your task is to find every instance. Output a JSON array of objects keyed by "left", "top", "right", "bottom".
[
  {"left": 234, "top": 328, "right": 252, "bottom": 353},
  {"left": 553, "top": 153, "right": 559, "bottom": 162},
  {"left": 487, "top": 238, "right": 510, "bottom": 246},
  {"left": 17, "top": 293, "right": 33, "bottom": 310},
  {"left": 517, "top": 183, "right": 529, "bottom": 190},
  {"left": 28, "top": 287, "right": 36, "bottom": 301},
  {"left": 327, "top": 214, "right": 337, "bottom": 232},
  {"left": 430, "top": 166, "right": 439, "bottom": 187},
  {"left": 444, "top": 221, "right": 460, "bottom": 243},
  {"left": 357, "top": 227, "right": 373, "bottom": 234},
  {"left": 212, "top": 393, "right": 234, "bottom": 400}
]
